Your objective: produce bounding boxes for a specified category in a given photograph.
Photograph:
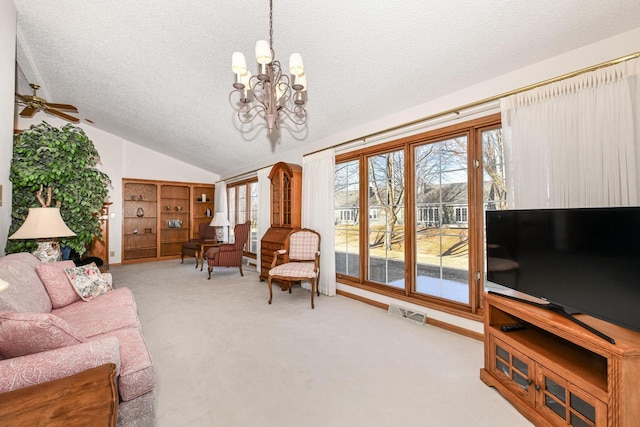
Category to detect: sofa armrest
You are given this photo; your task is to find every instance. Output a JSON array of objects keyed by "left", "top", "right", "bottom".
[
  {"left": 0, "top": 336, "right": 121, "bottom": 394},
  {"left": 102, "top": 272, "right": 113, "bottom": 287}
]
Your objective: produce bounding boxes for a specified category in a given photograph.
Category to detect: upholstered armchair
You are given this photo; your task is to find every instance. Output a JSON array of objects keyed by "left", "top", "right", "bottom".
[
  {"left": 205, "top": 221, "right": 251, "bottom": 279},
  {"left": 181, "top": 222, "right": 216, "bottom": 269},
  {"left": 267, "top": 228, "right": 321, "bottom": 309}
]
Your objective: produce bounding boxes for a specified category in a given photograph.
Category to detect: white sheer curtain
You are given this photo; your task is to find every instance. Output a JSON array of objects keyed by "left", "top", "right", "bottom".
[
  {"left": 214, "top": 181, "right": 229, "bottom": 241},
  {"left": 256, "top": 166, "right": 272, "bottom": 272},
  {"left": 501, "top": 58, "right": 640, "bottom": 209},
  {"left": 302, "top": 149, "right": 336, "bottom": 296}
]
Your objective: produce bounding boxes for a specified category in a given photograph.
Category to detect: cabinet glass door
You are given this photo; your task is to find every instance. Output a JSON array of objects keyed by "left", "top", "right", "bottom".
[
  {"left": 536, "top": 366, "right": 606, "bottom": 427},
  {"left": 489, "top": 336, "right": 535, "bottom": 404}
]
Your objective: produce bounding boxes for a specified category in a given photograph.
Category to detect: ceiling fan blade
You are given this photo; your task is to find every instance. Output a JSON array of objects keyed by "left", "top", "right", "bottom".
[
  {"left": 46, "top": 103, "right": 78, "bottom": 112},
  {"left": 19, "top": 106, "right": 37, "bottom": 117},
  {"left": 15, "top": 93, "right": 32, "bottom": 103},
  {"left": 47, "top": 108, "right": 80, "bottom": 123}
]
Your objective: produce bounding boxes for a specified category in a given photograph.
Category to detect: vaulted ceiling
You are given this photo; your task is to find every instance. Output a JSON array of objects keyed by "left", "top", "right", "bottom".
[{"left": 13, "top": 1, "right": 640, "bottom": 178}]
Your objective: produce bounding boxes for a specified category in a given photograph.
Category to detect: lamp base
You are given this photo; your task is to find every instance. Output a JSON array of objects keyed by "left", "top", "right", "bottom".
[{"left": 33, "top": 241, "right": 62, "bottom": 263}]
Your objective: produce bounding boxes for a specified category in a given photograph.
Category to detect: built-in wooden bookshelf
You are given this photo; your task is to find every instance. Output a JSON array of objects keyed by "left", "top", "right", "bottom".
[{"left": 122, "top": 179, "right": 214, "bottom": 263}]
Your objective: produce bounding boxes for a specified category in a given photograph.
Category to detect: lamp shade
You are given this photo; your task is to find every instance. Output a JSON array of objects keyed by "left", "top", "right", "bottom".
[
  {"left": 232, "top": 52, "right": 247, "bottom": 75},
  {"left": 255, "top": 40, "right": 272, "bottom": 65},
  {"left": 9, "top": 207, "right": 76, "bottom": 240},
  {"left": 289, "top": 53, "right": 304, "bottom": 76},
  {"left": 209, "top": 212, "right": 230, "bottom": 227}
]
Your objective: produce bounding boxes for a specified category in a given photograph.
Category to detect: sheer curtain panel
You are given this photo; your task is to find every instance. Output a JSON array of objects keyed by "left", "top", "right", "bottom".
[
  {"left": 501, "top": 58, "right": 640, "bottom": 209},
  {"left": 256, "top": 166, "right": 272, "bottom": 272},
  {"left": 302, "top": 149, "right": 336, "bottom": 296}
]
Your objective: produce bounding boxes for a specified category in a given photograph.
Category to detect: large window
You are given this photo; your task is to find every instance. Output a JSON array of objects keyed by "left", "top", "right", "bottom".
[
  {"left": 334, "top": 114, "right": 503, "bottom": 316},
  {"left": 227, "top": 179, "right": 259, "bottom": 257}
]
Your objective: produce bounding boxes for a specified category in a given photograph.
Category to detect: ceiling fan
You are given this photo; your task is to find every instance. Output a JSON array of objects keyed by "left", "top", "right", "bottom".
[{"left": 15, "top": 83, "right": 80, "bottom": 123}]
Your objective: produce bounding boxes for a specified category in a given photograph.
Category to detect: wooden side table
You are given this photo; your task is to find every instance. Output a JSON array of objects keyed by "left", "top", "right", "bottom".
[{"left": 0, "top": 363, "right": 118, "bottom": 427}]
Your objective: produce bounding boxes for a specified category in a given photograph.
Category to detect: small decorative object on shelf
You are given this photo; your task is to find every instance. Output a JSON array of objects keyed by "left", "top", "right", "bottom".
[
  {"left": 133, "top": 228, "right": 138, "bottom": 234},
  {"left": 136, "top": 207, "right": 144, "bottom": 217},
  {"left": 168, "top": 219, "right": 182, "bottom": 228},
  {"left": 175, "top": 206, "right": 183, "bottom": 211},
  {"left": 165, "top": 205, "right": 171, "bottom": 211},
  {"left": 201, "top": 193, "right": 207, "bottom": 202},
  {"left": 137, "top": 195, "right": 143, "bottom": 201},
  {"left": 130, "top": 195, "right": 137, "bottom": 200},
  {"left": 205, "top": 208, "right": 212, "bottom": 217},
  {"left": 144, "top": 228, "right": 152, "bottom": 234}
]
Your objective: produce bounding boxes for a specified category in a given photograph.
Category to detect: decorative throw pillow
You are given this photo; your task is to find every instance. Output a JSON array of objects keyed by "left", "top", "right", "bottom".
[
  {"left": 36, "top": 260, "right": 80, "bottom": 308},
  {"left": 0, "top": 311, "right": 83, "bottom": 358},
  {"left": 64, "top": 263, "right": 112, "bottom": 302}
]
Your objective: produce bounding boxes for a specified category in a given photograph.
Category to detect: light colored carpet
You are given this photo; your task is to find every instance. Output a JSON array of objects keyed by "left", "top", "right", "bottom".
[{"left": 111, "top": 260, "right": 532, "bottom": 427}]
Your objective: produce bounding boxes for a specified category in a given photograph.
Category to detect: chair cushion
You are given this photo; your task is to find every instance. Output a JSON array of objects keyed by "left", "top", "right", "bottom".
[
  {"left": 0, "top": 311, "right": 83, "bottom": 358},
  {"left": 289, "top": 231, "right": 319, "bottom": 260},
  {"left": 269, "top": 262, "right": 317, "bottom": 279},
  {"left": 36, "top": 261, "right": 80, "bottom": 308},
  {"left": 52, "top": 304, "right": 140, "bottom": 338}
]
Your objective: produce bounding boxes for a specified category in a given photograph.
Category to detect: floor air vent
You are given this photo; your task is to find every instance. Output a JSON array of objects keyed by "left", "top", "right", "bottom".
[{"left": 388, "top": 304, "right": 427, "bottom": 325}]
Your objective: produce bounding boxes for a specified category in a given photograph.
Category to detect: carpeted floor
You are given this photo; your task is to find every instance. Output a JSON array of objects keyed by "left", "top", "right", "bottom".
[{"left": 111, "top": 260, "right": 531, "bottom": 427}]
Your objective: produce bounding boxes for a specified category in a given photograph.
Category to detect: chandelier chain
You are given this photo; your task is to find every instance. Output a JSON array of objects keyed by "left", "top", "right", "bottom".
[{"left": 269, "top": 0, "right": 273, "bottom": 52}]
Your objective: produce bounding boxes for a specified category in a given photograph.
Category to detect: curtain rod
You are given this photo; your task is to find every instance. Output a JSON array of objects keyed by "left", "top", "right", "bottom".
[{"left": 220, "top": 51, "right": 640, "bottom": 183}]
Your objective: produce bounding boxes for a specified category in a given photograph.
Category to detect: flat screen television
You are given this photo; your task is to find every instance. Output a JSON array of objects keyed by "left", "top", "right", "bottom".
[{"left": 485, "top": 207, "right": 640, "bottom": 338}]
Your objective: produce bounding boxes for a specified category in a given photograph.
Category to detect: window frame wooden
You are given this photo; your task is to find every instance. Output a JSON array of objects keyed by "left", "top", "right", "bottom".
[
  {"left": 335, "top": 113, "right": 501, "bottom": 320},
  {"left": 226, "top": 178, "right": 259, "bottom": 259}
]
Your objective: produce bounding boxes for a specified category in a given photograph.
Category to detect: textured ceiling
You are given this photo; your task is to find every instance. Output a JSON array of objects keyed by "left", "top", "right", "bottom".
[{"left": 13, "top": 0, "right": 640, "bottom": 178}]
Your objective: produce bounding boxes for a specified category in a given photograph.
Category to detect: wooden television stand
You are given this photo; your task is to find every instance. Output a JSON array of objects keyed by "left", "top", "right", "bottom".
[{"left": 481, "top": 291, "right": 640, "bottom": 427}]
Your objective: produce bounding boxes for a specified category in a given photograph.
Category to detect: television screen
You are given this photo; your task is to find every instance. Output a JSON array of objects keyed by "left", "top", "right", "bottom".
[{"left": 485, "top": 207, "right": 640, "bottom": 333}]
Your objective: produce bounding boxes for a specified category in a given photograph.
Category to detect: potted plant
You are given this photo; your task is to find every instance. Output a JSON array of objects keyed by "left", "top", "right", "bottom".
[{"left": 6, "top": 121, "right": 111, "bottom": 256}]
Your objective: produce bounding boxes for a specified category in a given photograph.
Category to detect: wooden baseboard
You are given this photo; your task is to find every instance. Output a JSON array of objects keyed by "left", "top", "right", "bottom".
[{"left": 337, "top": 289, "right": 484, "bottom": 341}]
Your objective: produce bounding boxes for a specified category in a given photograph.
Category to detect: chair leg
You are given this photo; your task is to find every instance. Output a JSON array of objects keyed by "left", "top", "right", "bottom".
[
  {"left": 181, "top": 253, "right": 184, "bottom": 264},
  {"left": 194, "top": 251, "right": 199, "bottom": 269},
  {"left": 311, "top": 278, "right": 315, "bottom": 309},
  {"left": 316, "top": 272, "right": 320, "bottom": 296},
  {"left": 208, "top": 265, "right": 212, "bottom": 280},
  {"left": 239, "top": 263, "right": 244, "bottom": 276},
  {"left": 267, "top": 276, "right": 273, "bottom": 305}
]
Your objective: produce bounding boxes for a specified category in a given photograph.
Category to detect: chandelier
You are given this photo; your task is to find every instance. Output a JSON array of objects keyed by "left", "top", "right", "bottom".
[{"left": 229, "top": 0, "right": 307, "bottom": 133}]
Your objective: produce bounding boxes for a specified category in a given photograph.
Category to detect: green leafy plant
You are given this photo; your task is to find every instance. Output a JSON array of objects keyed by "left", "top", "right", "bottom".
[{"left": 6, "top": 122, "right": 111, "bottom": 255}]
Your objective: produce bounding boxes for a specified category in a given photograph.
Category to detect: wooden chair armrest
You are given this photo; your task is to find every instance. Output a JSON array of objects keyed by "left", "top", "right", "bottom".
[{"left": 270, "top": 249, "right": 287, "bottom": 268}]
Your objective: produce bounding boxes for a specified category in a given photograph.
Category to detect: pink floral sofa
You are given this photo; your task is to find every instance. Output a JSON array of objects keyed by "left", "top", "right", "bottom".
[{"left": 0, "top": 253, "right": 155, "bottom": 426}]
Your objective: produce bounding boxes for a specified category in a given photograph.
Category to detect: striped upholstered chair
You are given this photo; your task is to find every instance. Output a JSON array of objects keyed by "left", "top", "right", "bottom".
[
  {"left": 267, "top": 228, "right": 321, "bottom": 309},
  {"left": 205, "top": 221, "right": 251, "bottom": 280}
]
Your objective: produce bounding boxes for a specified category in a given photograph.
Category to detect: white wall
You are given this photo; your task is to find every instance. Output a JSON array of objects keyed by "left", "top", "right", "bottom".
[
  {"left": 15, "top": 113, "right": 219, "bottom": 264},
  {"left": 0, "top": 0, "right": 16, "bottom": 256}
]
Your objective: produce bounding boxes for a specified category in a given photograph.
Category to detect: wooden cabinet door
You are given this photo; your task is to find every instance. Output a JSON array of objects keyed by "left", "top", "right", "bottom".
[
  {"left": 488, "top": 335, "right": 536, "bottom": 405},
  {"left": 535, "top": 365, "right": 607, "bottom": 427}
]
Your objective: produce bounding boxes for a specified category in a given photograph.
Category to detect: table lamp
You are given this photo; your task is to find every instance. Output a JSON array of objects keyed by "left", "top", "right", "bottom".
[
  {"left": 9, "top": 207, "right": 76, "bottom": 262},
  {"left": 209, "top": 212, "right": 230, "bottom": 243}
]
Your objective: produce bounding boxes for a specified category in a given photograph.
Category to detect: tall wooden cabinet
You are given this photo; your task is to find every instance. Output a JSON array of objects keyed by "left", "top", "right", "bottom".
[
  {"left": 122, "top": 179, "right": 214, "bottom": 263},
  {"left": 259, "top": 162, "right": 302, "bottom": 283},
  {"left": 481, "top": 292, "right": 640, "bottom": 427}
]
